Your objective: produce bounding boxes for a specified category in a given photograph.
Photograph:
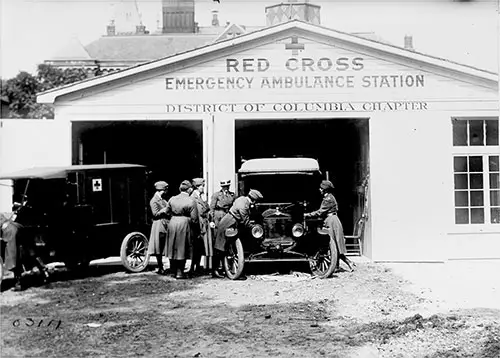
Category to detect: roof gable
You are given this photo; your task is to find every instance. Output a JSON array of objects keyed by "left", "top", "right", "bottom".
[
  {"left": 215, "top": 23, "right": 248, "bottom": 42},
  {"left": 38, "top": 20, "right": 497, "bottom": 104}
]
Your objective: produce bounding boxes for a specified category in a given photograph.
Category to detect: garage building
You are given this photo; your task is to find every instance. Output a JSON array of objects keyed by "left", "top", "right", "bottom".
[{"left": 2, "top": 15, "right": 498, "bottom": 262}]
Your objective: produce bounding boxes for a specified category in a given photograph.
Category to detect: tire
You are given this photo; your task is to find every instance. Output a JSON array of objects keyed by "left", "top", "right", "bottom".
[
  {"left": 224, "top": 238, "right": 245, "bottom": 280},
  {"left": 120, "top": 232, "right": 150, "bottom": 273},
  {"left": 309, "top": 237, "right": 339, "bottom": 279}
]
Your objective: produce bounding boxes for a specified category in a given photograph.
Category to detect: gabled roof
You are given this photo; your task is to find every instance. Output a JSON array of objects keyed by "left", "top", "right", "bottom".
[
  {"left": 38, "top": 20, "right": 498, "bottom": 104},
  {"left": 84, "top": 34, "right": 217, "bottom": 61}
]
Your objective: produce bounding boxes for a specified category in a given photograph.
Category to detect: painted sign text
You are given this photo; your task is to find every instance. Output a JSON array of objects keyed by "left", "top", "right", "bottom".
[
  {"left": 165, "top": 57, "right": 425, "bottom": 91},
  {"left": 165, "top": 101, "right": 428, "bottom": 114}
]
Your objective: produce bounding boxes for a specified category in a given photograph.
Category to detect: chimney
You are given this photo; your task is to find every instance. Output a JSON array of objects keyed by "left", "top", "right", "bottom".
[
  {"left": 136, "top": 23, "right": 146, "bottom": 35},
  {"left": 266, "top": 0, "right": 320, "bottom": 26},
  {"left": 162, "top": 0, "right": 195, "bottom": 33},
  {"left": 404, "top": 34, "right": 415, "bottom": 51},
  {"left": 107, "top": 20, "right": 116, "bottom": 36},
  {"left": 212, "top": 10, "right": 220, "bottom": 27}
]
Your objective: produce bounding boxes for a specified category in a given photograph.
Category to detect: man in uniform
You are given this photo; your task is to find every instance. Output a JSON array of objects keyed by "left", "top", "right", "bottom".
[
  {"left": 209, "top": 180, "right": 235, "bottom": 229},
  {"left": 212, "top": 189, "right": 263, "bottom": 278},
  {"left": 189, "top": 178, "right": 210, "bottom": 275}
]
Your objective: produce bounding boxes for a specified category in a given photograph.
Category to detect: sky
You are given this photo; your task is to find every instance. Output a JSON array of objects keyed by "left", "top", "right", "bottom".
[{"left": 0, "top": 0, "right": 498, "bottom": 79}]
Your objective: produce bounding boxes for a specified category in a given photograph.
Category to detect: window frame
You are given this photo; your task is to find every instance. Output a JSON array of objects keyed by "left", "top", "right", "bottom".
[{"left": 452, "top": 117, "right": 499, "bottom": 229}]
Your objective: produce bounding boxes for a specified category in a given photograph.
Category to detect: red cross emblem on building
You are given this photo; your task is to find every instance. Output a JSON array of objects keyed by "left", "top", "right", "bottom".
[{"left": 285, "top": 36, "right": 305, "bottom": 56}]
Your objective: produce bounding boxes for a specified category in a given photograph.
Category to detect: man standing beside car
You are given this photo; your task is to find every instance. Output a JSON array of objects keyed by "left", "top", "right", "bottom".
[
  {"left": 148, "top": 181, "right": 169, "bottom": 275},
  {"left": 212, "top": 189, "right": 263, "bottom": 278},
  {"left": 209, "top": 180, "right": 235, "bottom": 229}
]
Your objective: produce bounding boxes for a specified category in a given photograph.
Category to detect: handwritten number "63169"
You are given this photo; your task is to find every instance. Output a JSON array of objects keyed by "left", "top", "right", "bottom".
[{"left": 12, "top": 319, "right": 62, "bottom": 329}]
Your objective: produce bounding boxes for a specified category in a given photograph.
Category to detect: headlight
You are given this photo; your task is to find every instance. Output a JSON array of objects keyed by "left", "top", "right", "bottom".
[
  {"left": 1, "top": 222, "right": 8, "bottom": 230},
  {"left": 292, "top": 223, "right": 304, "bottom": 238},
  {"left": 251, "top": 224, "right": 264, "bottom": 239}
]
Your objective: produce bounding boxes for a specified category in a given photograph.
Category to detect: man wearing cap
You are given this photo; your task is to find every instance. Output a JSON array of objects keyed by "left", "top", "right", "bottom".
[
  {"left": 209, "top": 180, "right": 235, "bottom": 229},
  {"left": 304, "top": 180, "right": 355, "bottom": 272},
  {"left": 148, "top": 181, "right": 169, "bottom": 275},
  {"left": 212, "top": 189, "right": 263, "bottom": 278},
  {"left": 165, "top": 180, "right": 199, "bottom": 279},
  {"left": 190, "top": 177, "right": 210, "bottom": 275}
]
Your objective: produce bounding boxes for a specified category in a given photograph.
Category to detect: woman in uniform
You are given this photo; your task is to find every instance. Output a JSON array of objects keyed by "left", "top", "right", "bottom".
[
  {"left": 147, "top": 181, "right": 169, "bottom": 275},
  {"left": 304, "top": 180, "right": 355, "bottom": 272},
  {"left": 165, "top": 180, "right": 199, "bottom": 279}
]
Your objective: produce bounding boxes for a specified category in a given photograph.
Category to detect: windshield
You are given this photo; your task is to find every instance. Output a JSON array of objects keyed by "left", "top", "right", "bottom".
[
  {"left": 13, "top": 179, "right": 67, "bottom": 208},
  {"left": 239, "top": 173, "right": 323, "bottom": 205}
]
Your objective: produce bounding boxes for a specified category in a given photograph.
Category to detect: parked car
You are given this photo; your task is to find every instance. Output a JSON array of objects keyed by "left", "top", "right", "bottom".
[
  {"left": 223, "top": 157, "right": 339, "bottom": 280},
  {"left": 0, "top": 164, "right": 151, "bottom": 286}
]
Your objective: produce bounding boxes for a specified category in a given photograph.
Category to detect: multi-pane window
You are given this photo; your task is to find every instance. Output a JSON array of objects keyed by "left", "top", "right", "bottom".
[
  {"left": 453, "top": 118, "right": 499, "bottom": 146},
  {"left": 452, "top": 118, "right": 500, "bottom": 225}
]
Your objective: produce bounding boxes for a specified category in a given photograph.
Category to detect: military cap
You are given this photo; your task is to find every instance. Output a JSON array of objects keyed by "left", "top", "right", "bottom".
[
  {"left": 154, "top": 181, "right": 168, "bottom": 191},
  {"left": 248, "top": 189, "right": 263, "bottom": 201},
  {"left": 220, "top": 180, "right": 231, "bottom": 186},
  {"left": 320, "top": 180, "right": 334, "bottom": 190},
  {"left": 179, "top": 180, "right": 192, "bottom": 192},
  {"left": 192, "top": 178, "right": 205, "bottom": 187}
]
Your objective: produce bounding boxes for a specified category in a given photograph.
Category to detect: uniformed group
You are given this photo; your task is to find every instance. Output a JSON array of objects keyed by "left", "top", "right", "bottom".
[
  {"left": 147, "top": 178, "right": 264, "bottom": 279},
  {"left": 147, "top": 177, "right": 354, "bottom": 280}
]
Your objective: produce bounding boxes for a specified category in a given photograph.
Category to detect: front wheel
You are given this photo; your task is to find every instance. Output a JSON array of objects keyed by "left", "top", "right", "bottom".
[
  {"left": 309, "top": 238, "right": 338, "bottom": 279},
  {"left": 224, "top": 238, "right": 245, "bottom": 280},
  {"left": 120, "top": 232, "right": 150, "bottom": 273}
]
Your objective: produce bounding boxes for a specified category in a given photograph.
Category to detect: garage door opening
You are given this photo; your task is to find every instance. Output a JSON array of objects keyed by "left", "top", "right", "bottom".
[
  {"left": 72, "top": 121, "right": 203, "bottom": 196},
  {"left": 235, "top": 118, "right": 369, "bottom": 234}
]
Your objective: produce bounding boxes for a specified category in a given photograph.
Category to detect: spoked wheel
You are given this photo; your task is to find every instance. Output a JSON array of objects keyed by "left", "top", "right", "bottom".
[
  {"left": 224, "top": 238, "right": 245, "bottom": 280},
  {"left": 309, "top": 238, "right": 338, "bottom": 279},
  {"left": 120, "top": 232, "right": 150, "bottom": 273}
]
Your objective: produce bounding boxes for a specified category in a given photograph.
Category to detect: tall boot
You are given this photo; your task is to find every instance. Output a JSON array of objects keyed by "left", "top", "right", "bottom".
[
  {"left": 175, "top": 260, "right": 186, "bottom": 279},
  {"left": 340, "top": 255, "right": 355, "bottom": 272},
  {"left": 12, "top": 268, "right": 23, "bottom": 292},
  {"left": 211, "top": 251, "right": 224, "bottom": 278},
  {"left": 34, "top": 256, "right": 50, "bottom": 283},
  {"left": 155, "top": 255, "right": 164, "bottom": 275},
  {"left": 169, "top": 260, "right": 176, "bottom": 278}
]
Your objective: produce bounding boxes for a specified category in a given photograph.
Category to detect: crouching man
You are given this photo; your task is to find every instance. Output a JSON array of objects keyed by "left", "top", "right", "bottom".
[{"left": 212, "top": 189, "right": 263, "bottom": 278}]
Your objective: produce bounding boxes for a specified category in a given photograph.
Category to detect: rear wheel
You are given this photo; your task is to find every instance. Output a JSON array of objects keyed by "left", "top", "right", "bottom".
[
  {"left": 224, "top": 238, "right": 245, "bottom": 280},
  {"left": 309, "top": 237, "right": 338, "bottom": 279},
  {"left": 120, "top": 232, "right": 150, "bottom": 273}
]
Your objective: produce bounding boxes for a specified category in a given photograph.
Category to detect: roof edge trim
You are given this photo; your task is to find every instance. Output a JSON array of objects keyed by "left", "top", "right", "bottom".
[{"left": 37, "top": 20, "right": 498, "bottom": 104}]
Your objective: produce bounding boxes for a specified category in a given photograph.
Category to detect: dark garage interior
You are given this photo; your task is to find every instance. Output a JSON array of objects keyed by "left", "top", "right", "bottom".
[
  {"left": 72, "top": 120, "right": 203, "bottom": 199},
  {"left": 235, "top": 118, "right": 369, "bottom": 234}
]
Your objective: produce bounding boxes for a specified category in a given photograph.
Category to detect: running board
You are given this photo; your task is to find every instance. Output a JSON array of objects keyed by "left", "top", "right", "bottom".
[{"left": 245, "top": 258, "right": 310, "bottom": 263}]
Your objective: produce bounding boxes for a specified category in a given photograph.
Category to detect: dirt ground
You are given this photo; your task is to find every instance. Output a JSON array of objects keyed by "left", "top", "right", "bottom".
[{"left": 1, "top": 258, "right": 499, "bottom": 358}]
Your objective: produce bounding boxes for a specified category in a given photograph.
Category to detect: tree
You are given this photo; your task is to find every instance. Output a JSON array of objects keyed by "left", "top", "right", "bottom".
[{"left": 1, "top": 64, "right": 99, "bottom": 119}]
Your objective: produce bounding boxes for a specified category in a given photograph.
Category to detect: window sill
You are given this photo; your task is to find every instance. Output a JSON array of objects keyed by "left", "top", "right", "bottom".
[{"left": 448, "top": 226, "right": 500, "bottom": 235}]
